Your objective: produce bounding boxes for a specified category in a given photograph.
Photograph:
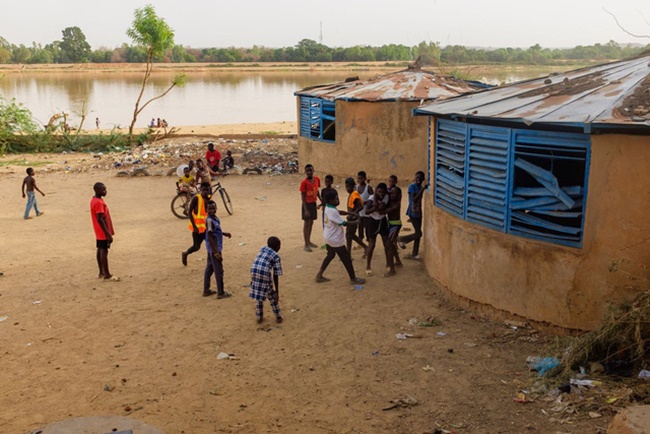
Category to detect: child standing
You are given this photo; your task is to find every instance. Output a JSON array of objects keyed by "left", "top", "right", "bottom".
[
  {"left": 21, "top": 167, "right": 45, "bottom": 219},
  {"left": 344, "top": 177, "right": 368, "bottom": 254},
  {"left": 249, "top": 236, "right": 284, "bottom": 324},
  {"left": 300, "top": 164, "right": 321, "bottom": 252},
  {"left": 356, "top": 171, "right": 373, "bottom": 241},
  {"left": 319, "top": 174, "right": 339, "bottom": 224},
  {"left": 90, "top": 182, "right": 116, "bottom": 280},
  {"left": 204, "top": 201, "right": 232, "bottom": 298}
]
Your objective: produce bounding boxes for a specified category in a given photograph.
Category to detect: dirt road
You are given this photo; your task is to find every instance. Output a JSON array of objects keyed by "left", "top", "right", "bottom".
[{"left": 0, "top": 166, "right": 609, "bottom": 433}]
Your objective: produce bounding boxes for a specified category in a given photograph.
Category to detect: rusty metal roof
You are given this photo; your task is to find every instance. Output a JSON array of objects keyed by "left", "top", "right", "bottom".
[
  {"left": 294, "top": 69, "right": 487, "bottom": 102},
  {"left": 414, "top": 55, "right": 650, "bottom": 132}
]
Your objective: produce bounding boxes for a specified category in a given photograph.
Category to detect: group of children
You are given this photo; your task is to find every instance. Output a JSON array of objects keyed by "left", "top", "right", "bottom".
[{"left": 300, "top": 164, "right": 428, "bottom": 282}]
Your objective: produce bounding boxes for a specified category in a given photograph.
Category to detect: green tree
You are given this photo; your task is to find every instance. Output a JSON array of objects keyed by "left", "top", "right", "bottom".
[
  {"left": 59, "top": 26, "right": 91, "bottom": 63},
  {"left": 0, "top": 96, "right": 38, "bottom": 154},
  {"left": 415, "top": 41, "right": 441, "bottom": 65},
  {"left": 125, "top": 4, "right": 185, "bottom": 138}
]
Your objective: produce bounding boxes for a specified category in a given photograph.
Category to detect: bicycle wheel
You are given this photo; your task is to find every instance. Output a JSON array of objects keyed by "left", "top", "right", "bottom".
[
  {"left": 219, "top": 188, "right": 233, "bottom": 215},
  {"left": 171, "top": 193, "right": 190, "bottom": 219}
]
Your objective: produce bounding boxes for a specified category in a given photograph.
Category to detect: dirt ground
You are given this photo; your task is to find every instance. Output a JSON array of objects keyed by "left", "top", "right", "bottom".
[{"left": 0, "top": 154, "right": 613, "bottom": 433}]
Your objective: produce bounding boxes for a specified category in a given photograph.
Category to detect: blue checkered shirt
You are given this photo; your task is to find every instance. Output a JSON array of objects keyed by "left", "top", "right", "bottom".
[{"left": 249, "top": 246, "right": 283, "bottom": 301}]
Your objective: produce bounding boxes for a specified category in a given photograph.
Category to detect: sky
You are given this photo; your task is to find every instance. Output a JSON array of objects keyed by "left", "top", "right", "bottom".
[{"left": 0, "top": 0, "right": 649, "bottom": 50}]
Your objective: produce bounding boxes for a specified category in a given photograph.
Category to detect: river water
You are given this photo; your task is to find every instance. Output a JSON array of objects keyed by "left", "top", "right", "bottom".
[{"left": 0, "top": 67, "right": 563, "bottom": 129}]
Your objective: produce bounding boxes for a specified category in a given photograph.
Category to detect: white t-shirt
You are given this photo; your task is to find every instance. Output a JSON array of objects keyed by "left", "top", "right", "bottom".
[
  {"left": 366, "top": 194, "right": 389, "bottom": 220},
  {"left": 323, "top": 205, "right": 346, "bottom": 248}
]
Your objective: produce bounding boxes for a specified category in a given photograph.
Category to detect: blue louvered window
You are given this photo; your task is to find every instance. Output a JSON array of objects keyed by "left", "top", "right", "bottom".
[
  {"left": 299, "top": 97, "right": 335, "bottom": 142},
  {"left": 433, "top": 119, "right": 590, "bottom": 248}
]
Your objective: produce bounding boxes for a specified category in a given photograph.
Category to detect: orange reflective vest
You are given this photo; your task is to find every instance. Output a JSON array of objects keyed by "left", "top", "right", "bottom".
[{"left": 188, "top": 193, "right": 208, "bottom": 233}]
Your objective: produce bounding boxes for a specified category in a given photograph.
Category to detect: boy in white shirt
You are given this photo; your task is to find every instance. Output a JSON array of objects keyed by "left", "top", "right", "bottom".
[{"left": 315, "top": 190, "right": 366, "bottom": 285}]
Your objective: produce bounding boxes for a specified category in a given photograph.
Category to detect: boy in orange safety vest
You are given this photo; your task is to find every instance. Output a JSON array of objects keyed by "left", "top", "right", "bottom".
[{"left": 182, "top": 182, "right": 211, "bottom": 266}]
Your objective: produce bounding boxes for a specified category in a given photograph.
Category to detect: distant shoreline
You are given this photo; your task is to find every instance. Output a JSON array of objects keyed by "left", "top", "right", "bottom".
[{"left": 0, "top": 61, "right": 591, "bottom": 75}]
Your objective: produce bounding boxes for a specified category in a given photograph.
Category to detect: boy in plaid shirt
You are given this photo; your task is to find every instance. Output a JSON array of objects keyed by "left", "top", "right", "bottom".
[{"left": 249, "top": 236, "right": 283, "bottom": 324}]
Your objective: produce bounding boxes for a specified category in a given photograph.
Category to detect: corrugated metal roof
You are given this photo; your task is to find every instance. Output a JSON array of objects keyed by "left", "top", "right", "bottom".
[
  {"left": 294, "top": 69, "right": 486, "bottom": 102},
  {"left": 414, "top": 55, "right": 650, "bottom": 132}
]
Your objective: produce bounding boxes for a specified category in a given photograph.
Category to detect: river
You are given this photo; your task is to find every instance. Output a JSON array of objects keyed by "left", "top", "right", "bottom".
[{"left": 0, "top": 66, "right": 571, "bottom": 129}]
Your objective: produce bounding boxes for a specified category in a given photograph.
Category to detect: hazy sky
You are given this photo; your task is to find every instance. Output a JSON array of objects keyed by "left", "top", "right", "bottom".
[{"left": 1, "top": 0, "right": 649, "bottom": 49}]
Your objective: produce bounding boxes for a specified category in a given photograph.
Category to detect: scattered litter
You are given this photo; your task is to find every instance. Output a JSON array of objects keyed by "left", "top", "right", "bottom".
[
  {"left": 589, "top": 411, "right": 602, "bottom": 418},
  {"left": 422, "top": 365, "right": 435, "bottom": 372},
  {"left": 638, "top": 369, "right": 650, "bottom": 379},
  {"left": 354, "top": 285, "right": 363, "bottom": 290},
  {"left": 396, "top": 333, "right": 412, "bottom": 340},
  {"left": 217, "top": 352, "right": 238, "bottom": 360},
  {"left": 417, "top": 317, "right": 439, "bottom": 327},
  {"left": 382, "top": 395, "right": 419, "bottom": 411},
  {"left": 513, "top": 392, "right": 532, "bottom": 404},
  {"left": 0, "top": 316, "right": 7, "bottom": 322},
  {"left": 463, "top": 342, "right": 478, "bottom": 348},
  {"left": 436, "top": 332, "right": 447, "bottom": 337},
  {"left": 408, "top": 318, "right": 418, "bottom": 325},
  {"left": 238, "top": 242, "right": 246, "bottom": 246},
  {"left": 527, "top": 356, "right": 559, "bottom": 376},
  {"left": 371, "top": 351, "right": 379, "bottom": 356},
  {"left": 505, "top": 319, "right": 527, "bottom": 329},
  {"left": 255, "top": 196, "right": 268, "bottom": 201},
  {"left": 295, "top": 265, "right": 303, "bottom": 269},
  {"left": 32, "top": 300, "right": 42, "bottom": 305},
  {"left": 569, "top": 378, "right": 601, "bottom": 387}
]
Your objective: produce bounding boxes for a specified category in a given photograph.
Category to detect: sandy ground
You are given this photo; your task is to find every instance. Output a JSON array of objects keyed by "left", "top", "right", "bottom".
[{"left": 0, "top": 161, "right": 612, "bottom": 433}]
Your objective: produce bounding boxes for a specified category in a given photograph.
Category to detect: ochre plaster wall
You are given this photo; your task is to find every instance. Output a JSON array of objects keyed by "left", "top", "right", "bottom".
[
  {"left": 423, "top": 129, "right": 650, "bottom": 330},
  {"left": 297, "top": 100, "right": 429, "bottom": 183}
]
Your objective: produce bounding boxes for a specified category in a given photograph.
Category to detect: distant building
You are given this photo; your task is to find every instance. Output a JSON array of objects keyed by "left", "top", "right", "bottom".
[
  {"left": 414, "top": 55, "right": 650, "bottom": 330},
  {"left": 294, "top": 68, "right": 486, "bottom": 182}
]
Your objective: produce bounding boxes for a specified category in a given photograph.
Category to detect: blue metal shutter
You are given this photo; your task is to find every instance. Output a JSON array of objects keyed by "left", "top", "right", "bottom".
[
  {"left": 465, "top": 125, "right": 510, "bottom": 231},
  {"left": 299, "top": 97, "right": 312, "bottom": 137},
  {"left": 434, "top": 119, "right": 467, "bottom": 217},
  {"left": 509, "top": 130, "right": 589, "bottom": 247}
]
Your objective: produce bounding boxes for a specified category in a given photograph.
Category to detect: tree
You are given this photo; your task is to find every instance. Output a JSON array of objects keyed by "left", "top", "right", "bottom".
[
  {"left": 59, "top": 26, "right": 91, "bottom": 63},
  {"left": 0, "top": 96, "right": 37, "bottom": 154},
  {"left": 125, "top": 4, "right": 185, "bottom": 138}
]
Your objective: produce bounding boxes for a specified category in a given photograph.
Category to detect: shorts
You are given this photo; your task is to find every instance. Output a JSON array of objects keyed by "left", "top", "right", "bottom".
[
  {"left": 366, "top": 218, "right": 388, "bottom": 240},
  {"left": 388, "top": 221, "right": 402, "bottom": 239},
  {"left": 302, "top": 202, "right": 317, "bottom": 221},
  {"left": 96, "top": 239, "right": 111, "bottom": 249}
]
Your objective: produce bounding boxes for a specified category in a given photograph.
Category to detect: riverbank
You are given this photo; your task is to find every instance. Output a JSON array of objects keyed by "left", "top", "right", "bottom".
[
  {"left": 0, "top": 61, "right": 590, "bottom": 76},
  {"left": 114, "top": 121, "right": 297, "bottom": 137}
]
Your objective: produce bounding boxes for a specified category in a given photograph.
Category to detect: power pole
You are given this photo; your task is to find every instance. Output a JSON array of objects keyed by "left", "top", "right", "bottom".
[{"left": 320, "top": 21, "right": 323, "bottom": 44}]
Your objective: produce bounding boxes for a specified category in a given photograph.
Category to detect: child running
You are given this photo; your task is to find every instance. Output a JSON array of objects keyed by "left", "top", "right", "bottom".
[
  {"left": 21, "top": 167, "right": 45, "bottom": 219},
  {"left": 315, "top": 190, "right": 366, "bottom": 285},
  {"left": 204, "top": 201, "right": 232, "bottom": 298},
  {"left": 249, "top": 236, "right": 284, "bottom": 324}
]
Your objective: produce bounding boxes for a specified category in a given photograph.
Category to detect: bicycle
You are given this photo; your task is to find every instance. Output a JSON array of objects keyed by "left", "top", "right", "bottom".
[{"left": 171, "top": 179, "right": 233, "bottom": 219}]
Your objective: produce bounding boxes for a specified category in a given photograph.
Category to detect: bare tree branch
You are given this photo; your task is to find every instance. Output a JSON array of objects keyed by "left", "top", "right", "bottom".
[
  {"left": 639, "top": 9, "right": 650, "bottom": 27},
  {"left": 603, "top": 8, "right": 650, "bottom": 39}
]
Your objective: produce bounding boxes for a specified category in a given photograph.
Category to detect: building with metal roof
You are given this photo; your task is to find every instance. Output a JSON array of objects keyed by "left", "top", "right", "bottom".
[
  {"left": 412, "top": 55, "right": 650, "bottom": 330},
  {"left": 294, "top": 68, "right": 486, "bottom": 181}
]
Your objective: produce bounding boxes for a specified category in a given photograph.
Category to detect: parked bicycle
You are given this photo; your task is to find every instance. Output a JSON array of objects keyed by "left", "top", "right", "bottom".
[{"left": 171, "top": 179, "right": 233, "bottom": 219}]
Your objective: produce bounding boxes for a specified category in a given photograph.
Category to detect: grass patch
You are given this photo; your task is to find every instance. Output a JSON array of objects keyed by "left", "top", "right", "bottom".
[{"left": 259, "top": 130, "right": 279, "bottom": 135}]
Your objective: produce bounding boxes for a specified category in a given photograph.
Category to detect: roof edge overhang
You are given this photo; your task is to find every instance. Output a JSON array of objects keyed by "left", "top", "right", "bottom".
[{"left": 412, "top": 109, "right": 650, "bottom": 135}]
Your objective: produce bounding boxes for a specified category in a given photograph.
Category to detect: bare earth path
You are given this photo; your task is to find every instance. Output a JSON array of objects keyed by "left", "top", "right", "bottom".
[{"left": 0, "top": 167, "right": 609, "bottom": 433}]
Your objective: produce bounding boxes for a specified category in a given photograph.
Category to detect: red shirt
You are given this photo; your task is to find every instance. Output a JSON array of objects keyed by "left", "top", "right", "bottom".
[
  {"left": 299, "top": 177, "right": 321, "bottom": 203},
  {"left": 91, "top": 197, "right": 114, "bottom": 240},
  {"left": 206, "top": 149, "right": 221, "bottom": 167}
]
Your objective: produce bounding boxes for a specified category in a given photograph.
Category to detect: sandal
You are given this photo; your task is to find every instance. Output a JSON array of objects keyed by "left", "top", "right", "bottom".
[
  {"left": 203, "top": 290, "right": 217, "bottom": 297},
  {"left": 315, "top": 276, "right": 331, "bottom": 283},
  {"left": 216, "top": 292, "right": 232, "bottom": 299}
]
